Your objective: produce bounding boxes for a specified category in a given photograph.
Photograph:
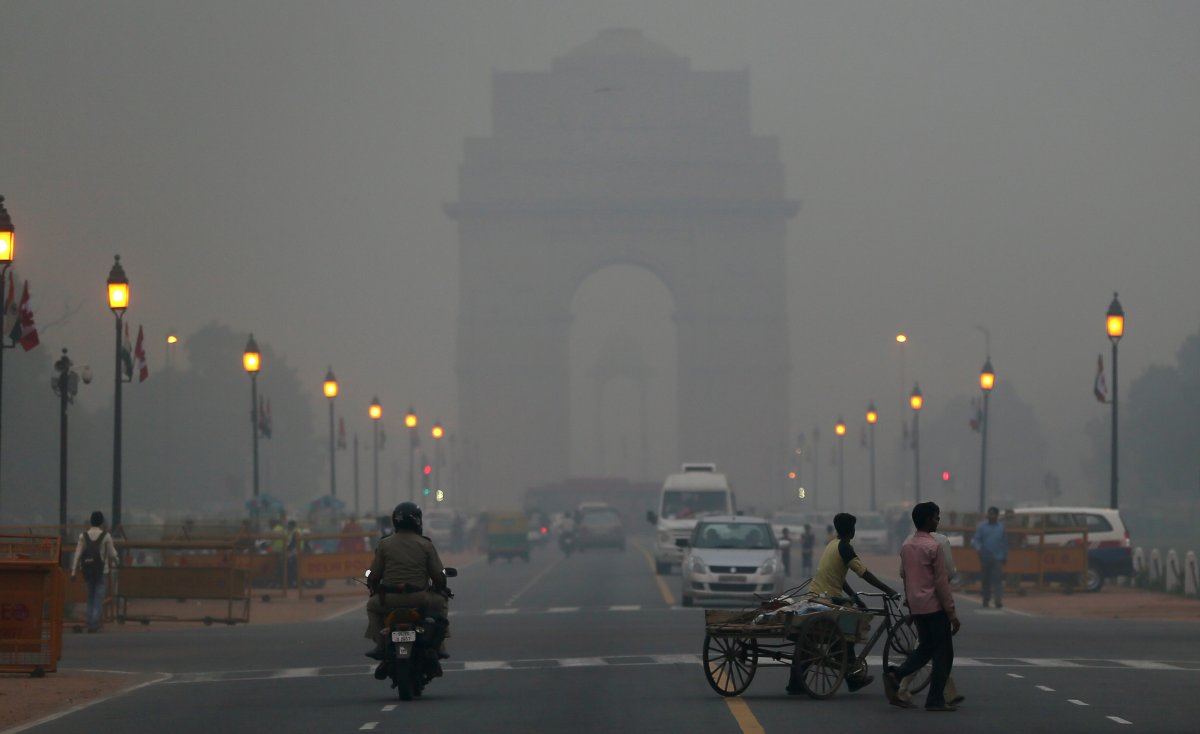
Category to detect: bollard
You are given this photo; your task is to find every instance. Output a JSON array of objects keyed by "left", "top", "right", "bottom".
[
  {"left": 1185, "top": 551, "right": 1198, "bottom": 598},
  {"left": 1149, "top": 549, "right": 1163, "bottom": 589},
  {"left": 1132, "top": 547, "right": 1146, "bottom": 588},
  {"left": 1165, "top": 550, "right": 1181, "bottom": 594}
]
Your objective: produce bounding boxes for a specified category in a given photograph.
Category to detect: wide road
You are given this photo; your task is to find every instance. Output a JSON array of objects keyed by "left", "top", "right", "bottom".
[{"left": 13, "top": 531, "right": 1200, "bottom": 733}]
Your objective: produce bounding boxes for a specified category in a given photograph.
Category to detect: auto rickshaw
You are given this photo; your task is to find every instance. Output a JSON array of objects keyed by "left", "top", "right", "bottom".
[{"left": 486, "top": 511, "right": 530, "bottom": 563}]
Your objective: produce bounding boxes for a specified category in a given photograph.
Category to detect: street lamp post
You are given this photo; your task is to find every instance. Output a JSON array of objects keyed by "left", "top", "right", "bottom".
[
  {"left": 1106, "top": 294, "right": 1125, "bottom": 510},
  {"left": 243, "top": 336, "right": 261, "bottom": 513},
  {"left": 107, "top": 256, "right": 130, "bottom": 530},
  {"left": 431, "top": 421, "right": 445, "bottom": 506},
  {"left": 978, "top": 358, "right": 995, "bottom": 513},
  {"left": 52, "top": 349, "right": 88, "bottom": 536},
  {"left": 323, "top": 367, "right": 338, "bottom": 497},
  {"left": 0, "top": 197, "right": 14, "bottom": 511},
  {"left": 834, "top": 418, "right": 846, "bottom": 512},
  {"left": 405, "top": 407, "right": 418, "bottom": 503},
  {"left": 866, "top": 403, "right": 878, "bottom": 512},
  {"left": 370, "top": 397, "right": 383, "bottom": 516},
  {"left": 910, "top": 383, "right": 923, "bottom": 503}
]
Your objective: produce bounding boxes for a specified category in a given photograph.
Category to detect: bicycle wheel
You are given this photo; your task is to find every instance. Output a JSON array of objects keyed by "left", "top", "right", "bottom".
[
  {"left": 702, "top": 634, "right": 758, "bottom": 697},
  {"left": 884, "top": 615, "right": 931, "bottom": 694},
  {"left": 795, "top": 618, "right": 847, "bottom": 699}
]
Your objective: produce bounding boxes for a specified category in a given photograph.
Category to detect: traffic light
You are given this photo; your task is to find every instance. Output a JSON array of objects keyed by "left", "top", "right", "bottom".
[
  {"left": 422, "top": 487, "right": 431, "bottom": 496},
  {"left": 942, "top": 470, "right": 952, "bottom": 482},
  {"left": 435, "top": 489, "right": 445, "bottom": 502}
]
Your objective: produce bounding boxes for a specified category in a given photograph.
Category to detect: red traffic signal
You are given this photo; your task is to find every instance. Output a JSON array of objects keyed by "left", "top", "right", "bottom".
[
  {"left": 423, "top": 465, "right": 433, "bottom": 475},
  {"left": 941, "top": 470, "right": 951, "bottom": 482}
]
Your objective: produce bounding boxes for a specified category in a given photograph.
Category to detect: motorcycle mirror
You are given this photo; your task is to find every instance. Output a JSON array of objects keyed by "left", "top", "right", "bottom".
[{"left": 443, "top": 567, "right": 458, "bottom": 578}]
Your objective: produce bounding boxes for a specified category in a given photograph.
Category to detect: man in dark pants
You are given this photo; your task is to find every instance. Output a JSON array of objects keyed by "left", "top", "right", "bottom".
[{"left": 883, "top": 501, "right": 961, "bottom": 712}]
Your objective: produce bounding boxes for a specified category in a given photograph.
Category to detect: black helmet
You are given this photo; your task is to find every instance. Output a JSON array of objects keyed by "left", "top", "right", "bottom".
[{"left": 392, "top": 502, "right": 423, "bottom": 532}]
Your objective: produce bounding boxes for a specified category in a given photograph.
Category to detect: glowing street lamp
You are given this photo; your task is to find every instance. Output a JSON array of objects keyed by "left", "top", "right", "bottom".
[
  {"left": 324, "top": 367, "right": 338, "bottom": 497},
  {"left": 405, "top": 406, "right": 419, "bottom": 502},
  {"left": 866, "top": 402, "right": 878, "bottom": 511},
  {"left": 244, "top": 335, "right": 262, "bottom": 506},
  {"left": 910, "top": 383, "right": 923, "bottom": 502},
  {"left": 978, "top": 358, "right": 995, "bottom": 513},
  {"left": 1106, "top": 293, "right": 1125, "bottom": 509},
  {"left": 107, "top": 255, "right": 130, "bottom": 530},
  {"left": 370, "top": 397, "right": 383, "bottom": 516},
  {"left": 835, "top": 417, "right": 846, "bottom": 512}
]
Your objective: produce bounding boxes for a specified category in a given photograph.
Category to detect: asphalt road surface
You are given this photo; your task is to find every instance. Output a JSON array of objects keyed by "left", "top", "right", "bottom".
[{"left": 13, "top": 532, "right": 1200, "bottom": 733}]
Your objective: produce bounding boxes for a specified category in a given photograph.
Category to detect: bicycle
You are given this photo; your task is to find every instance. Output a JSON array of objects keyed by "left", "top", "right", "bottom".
[{"left": 846, "top": 591, "right": 932, "bottom": 695}]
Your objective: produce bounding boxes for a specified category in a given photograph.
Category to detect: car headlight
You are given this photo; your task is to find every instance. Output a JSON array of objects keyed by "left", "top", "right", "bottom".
[
  {"left": 689, "top": 556, "right": 708, "bottom": 575},
  {"left": 759, "top": 558, "right": 779, "bottom": 575}
]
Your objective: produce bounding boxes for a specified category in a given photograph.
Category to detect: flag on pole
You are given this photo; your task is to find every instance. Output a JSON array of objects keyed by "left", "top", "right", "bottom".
[
  {"left": 1093, "top": 354, "right": 1108, "bottom": 404},
  {"left": 13, "top": 279, "right": 39, "bottom": 351},
  {"left": 2, "top": 271, "right": 16, "bottom": 343},
  {"left": 134, "top": 325, "right": 149, "bottom": 382},
  {"left": 258, "top": 396, "right": 272, "bottom": 438},
  {"left": 337, "top": 416, "right": 347, "bottom": 449},
  {"left": 120, "top": 322, "right": 133, "bottom": 379},
  {"left": 969, "top": 398, "right": 982, "bottom": 432}
]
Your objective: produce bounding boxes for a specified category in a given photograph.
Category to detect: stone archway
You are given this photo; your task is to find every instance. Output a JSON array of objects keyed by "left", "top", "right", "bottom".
[{"left": 446, "top": 29, "right": 797, "bottom": 509}]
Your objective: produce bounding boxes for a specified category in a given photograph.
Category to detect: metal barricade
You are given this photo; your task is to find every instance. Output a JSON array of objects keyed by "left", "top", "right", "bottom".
[
  {"left": 948, "top": 525, "right": 1089, "bottom": 592},
  {"left": 295, "top": 533, "right": 374, "bottom": 601},
  {"left": 0, "top": 535, "right": 64, "bottom": 675}
]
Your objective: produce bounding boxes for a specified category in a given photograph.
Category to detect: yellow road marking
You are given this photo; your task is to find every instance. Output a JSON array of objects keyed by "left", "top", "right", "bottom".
[
  {"left": 633, "top": 540, "right": 675, "bottom": 606},
  {"left": 725, "top": 697, "right": 765, "bottom": 734}
]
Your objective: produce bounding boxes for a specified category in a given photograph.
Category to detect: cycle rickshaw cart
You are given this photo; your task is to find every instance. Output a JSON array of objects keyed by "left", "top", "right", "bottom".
[{"left": 701, "top": 591, "right": 930, "bottom": 699}]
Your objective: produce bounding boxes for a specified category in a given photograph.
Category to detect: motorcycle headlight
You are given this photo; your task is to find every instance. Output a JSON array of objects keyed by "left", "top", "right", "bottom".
[
  {"left": 759, "top": 558, "right": 779, "bottom": 575},
  {"left": 689, "top": 556, "right": 708, "bottom": 575}
]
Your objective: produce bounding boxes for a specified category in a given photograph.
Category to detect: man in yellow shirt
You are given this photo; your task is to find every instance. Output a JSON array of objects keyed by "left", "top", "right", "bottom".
[{"left": 789, "top": 513, "right": 898, "bottom": 694}]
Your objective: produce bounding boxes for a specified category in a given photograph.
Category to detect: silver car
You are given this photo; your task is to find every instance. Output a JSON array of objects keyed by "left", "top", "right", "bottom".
[{"left": 681, "top": 516, "right": 785, "bottom": 607}]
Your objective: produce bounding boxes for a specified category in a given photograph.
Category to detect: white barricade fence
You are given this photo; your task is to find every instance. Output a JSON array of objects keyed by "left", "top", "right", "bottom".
[
  {"left": 1165, "top": 550, "right": 1181, "bottom": 593},
  {"left": 1132, "top": 547, "right": 1145, "bottom": 586},
  {"left": 1185, "top": 551, "right": 1198, "bottom": 598},
  {"left": 1149, "top": 549, "right": 1163, "bottom": 586}
]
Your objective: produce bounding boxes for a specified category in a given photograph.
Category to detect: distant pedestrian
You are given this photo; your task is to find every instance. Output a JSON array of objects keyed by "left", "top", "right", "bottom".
[
  {"left": 70, "top": 511, "right": 120, "bottom": 633},
  {"left": 800, "top": 524, "right": 815, "bottom": 577},
  {"left": 286, "top": 520, "right": 302, "bottom": 588},
  {"left": 779, "top": 527, "right": 792, "bottom": 575},
  {"left": 883, "top": 501, "right": 960, "bottom": 711},
  {"left": 972, "top": 506, "right": 1007, "bottom": 608}
]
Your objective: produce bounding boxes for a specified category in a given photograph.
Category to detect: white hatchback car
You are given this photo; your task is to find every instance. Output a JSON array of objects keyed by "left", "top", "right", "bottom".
[
  {"left": 681, "top": 516, "right": 785, "bottom": 607},
  {"left": 1012, "top": 506, "right": 1133, "bottom": 592}
]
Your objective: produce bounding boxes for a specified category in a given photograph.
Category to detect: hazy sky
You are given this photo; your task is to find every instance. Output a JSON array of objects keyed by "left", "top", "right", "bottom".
[{"left": 3, "top": 1, "right": 1197, "bottom": 502}]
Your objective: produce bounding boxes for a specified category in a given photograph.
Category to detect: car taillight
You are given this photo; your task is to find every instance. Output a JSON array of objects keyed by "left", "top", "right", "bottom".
[
  {"left": 540, "top": 527, "right": 548, "bottom": 535},
  {"left": 1124, "top": 530, "right": 1131, "bottom": 548}
]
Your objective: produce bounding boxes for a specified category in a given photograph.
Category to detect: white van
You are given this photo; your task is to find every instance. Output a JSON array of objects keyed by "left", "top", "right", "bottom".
[{"left": 647, "top": 463, "right": 735, "bottom": 575}]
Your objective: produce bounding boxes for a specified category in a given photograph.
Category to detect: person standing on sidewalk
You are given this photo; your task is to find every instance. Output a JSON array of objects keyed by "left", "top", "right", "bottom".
[
  {"left": 70, "top": 511, "right": 120, "bottom": 633},
  {"left": 972, "top": 506, "right": 1008, "bottom": 608},
  {"left": 884, "top": 501, "right": 960, "bottom": 712},
  {"left": 779, "top": 527, "right": 792, "bottom": 576}
]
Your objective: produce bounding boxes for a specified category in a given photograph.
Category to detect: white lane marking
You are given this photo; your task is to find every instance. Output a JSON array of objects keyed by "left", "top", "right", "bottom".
[
  {"left": 1004, "top": 606, "right": 1035, "bottom": 617},
  {"left": 1118, "top": 659, "right": 1181, "bottom": 670},
  {"left": 505, "top": 556, "right": 564, "bottom": 607},
  {"left": 463, "top": 661, "right": 510, "bottom": 671},
  {"left": 653, "top": 654, "right": 703, "bottom": 665},
  {"left": 272, "top": 667, "right": 320, "bottom": 679},
  {"left": 1107, "top": 716, "right": 1133, "bottom": 725},
  {"left": 1008, "top": 673, "right": 1025, "bottom": 678},
  {"left": 320, "top": 599, "right": 366, "bottom": 622},
  {"left": 548, "top": 607, "right": 579, "bottom": 613},
  {"left": 484, "top": 608, "right": 519, "bottom": 615},
  {"left": 610, "top": 605, "right": 641, "bottom": 611},
  {"left": 559, "top": 657, "right": 606, "bottom": 667},
  {"left": 381, "top": 705, "right": 396, "bottom": 712},
  {"left": 1068, "top": 700, "right": 1089, "bottom": 706},
  {"left": 360, "top": 723, "right": 378, "bottom": 731},
  {"left": 1036, "top": 685, "right": 1056, "bottom": 691},
  {"left": 1020, "top": 658, "right": 1082, "bottom": 668},
  {"left": 1, "top": 673, "right": 172, "bottom": 734}
]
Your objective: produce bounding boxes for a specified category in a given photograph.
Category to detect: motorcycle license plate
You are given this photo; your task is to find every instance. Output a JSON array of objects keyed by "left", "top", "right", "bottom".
[{"left": 391, "top": 630, "right": 417, "bottom": 643}]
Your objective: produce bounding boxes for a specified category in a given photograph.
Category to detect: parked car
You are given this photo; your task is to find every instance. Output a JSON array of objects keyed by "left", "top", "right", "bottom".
[
  {"left": 1011, "top": 506, "right": 1133, "bottom": 592},
  {"left": 852, "top": 511, "right": 889, "bottom": 553},
  {"left": 681, "top": 516, "right": 784, "bottom": 607},
  {"left": 575, "top": 507, "right": 626, "bottom": 551}
]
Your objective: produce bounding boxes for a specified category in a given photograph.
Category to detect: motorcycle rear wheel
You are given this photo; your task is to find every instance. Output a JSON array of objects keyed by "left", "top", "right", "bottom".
[{"left": 393, "top": 659, "right": 414, "bottom": 701}]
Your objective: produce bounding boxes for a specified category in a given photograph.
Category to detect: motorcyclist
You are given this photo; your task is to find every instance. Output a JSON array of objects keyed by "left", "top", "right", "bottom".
[{"left": 364, "top": 502, "right": 451, "bottom": 661}]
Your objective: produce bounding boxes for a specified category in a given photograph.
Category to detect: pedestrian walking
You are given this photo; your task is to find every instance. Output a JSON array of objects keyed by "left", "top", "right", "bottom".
[
  {"left": 779, "top": 527, "right": 792, "bottom": 576},
  {"left": 883, "top": 501, "right": 961, "bottom": 711},
  {"left": 70, "top": 511, "right": 120, "bottom": 633},
  {"left": 972, "top": 506, "right": 1008, "bottom": 608},
  {"left": 898, "top": 528, "right": 964, "bottom": 706},
  {"left": 800, "top": 524, "right": 815, "bottom": 578}
]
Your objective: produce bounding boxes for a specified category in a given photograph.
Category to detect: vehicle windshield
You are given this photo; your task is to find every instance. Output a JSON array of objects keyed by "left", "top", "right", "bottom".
[
  {"left": 662, "top": 490, "right": 728, "bottom": 519},
  {"left": 581, "top": 512, "right": 620, "bottom": 528},
  {"left": 692, "top": 522, "right": 775, "bottom": 550},
  {"left": 857, "top": 514, "right": 886, "bottom": 530}
]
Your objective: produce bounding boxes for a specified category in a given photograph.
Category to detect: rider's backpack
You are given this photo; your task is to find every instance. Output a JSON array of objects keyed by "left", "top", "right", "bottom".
[{"left": 80, "top": 531, "right": 107, "bottom": 583}]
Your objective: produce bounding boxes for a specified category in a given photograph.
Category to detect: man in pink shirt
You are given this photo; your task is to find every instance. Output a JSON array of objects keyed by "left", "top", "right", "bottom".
[{"left": 883, "top": 501, "right": 961, "bottom": 712}]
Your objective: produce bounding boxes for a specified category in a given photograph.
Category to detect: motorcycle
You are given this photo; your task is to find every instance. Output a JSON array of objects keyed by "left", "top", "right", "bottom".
[
  {"left": 558, "top": 531, "right": 575, "bottom": 557},
  {"left": 365, "top": 567, "right": 457, "bottom": 701}
]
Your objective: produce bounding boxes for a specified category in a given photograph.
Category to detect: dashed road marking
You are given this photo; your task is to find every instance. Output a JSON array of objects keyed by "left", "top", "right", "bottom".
[
  {"left": 271, "top": 667, "right": 319, "bottom": 679},
  {"left": 381, "top": 705, "right": 396, "bottom": 712},
  {"left": 1107, "top": 716, "right": 1132, "bottom": 725},
  {"left": 1021, "top": 658, "right": 1081, "bottom": 668},
  {"left": 610, "top": 605, "right": 642, "bottom": 611},
  {"left": 1068, "top": 700, "right": 1089, "bottom": 706},
  {"left": 548, "top": 606, "right": 579, "bottom": 613},
  {"left": 484, "top": 608, "right": 519, "bottom": 615},
  {"left": 359, "top": 723, "right": 378, "bottom": 731},
  {"left": 1036, "top": 685, "right": 1056, "bottom": 691},
  {"left": 1007, "top": 673, "right": 1025, "bottom": 678}
]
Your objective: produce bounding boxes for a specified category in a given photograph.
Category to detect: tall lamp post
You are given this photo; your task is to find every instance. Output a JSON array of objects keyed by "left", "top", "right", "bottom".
[
  {"left": 909, "top": 383, "right": 923, "bottom": 503},
  {"left": 405, "top": 407, "right": 418, "bottom": 503},
  {"left": 52, "top": 349, "right": 89, "bottom": 537},
  {"left": 0, "top": 197, "right": 14, "bottom": 511},
  {"left": 1106, "top": 293, "right": 1125, "bottom": 510},
  {"left": 866, "top": 402, "right": 878, "bottom": 512},
  {"left": 431, "top": 420, "right": 445, "bottom": 505},
  {"left": 323, "top": 367, "right": 338, "bottom": 497},
  {"left": 107, "top": 256, "right": 130, "bottom": 530},
  {"left": 978, "top": 358, "right": 995, "bottom": 513},
  {"left": 243, "top": 336, "right": 261, "bottom": 519},
  {"left": 369, "top": 397, "right": 383, "bottom": 516},
  {"left": 834, "top": 418, "right": 846, "bottom": 512}
]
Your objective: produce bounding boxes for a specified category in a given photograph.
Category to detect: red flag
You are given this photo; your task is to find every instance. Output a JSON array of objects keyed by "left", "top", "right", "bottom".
[
  {"left": 2, "top": 271, "right": 15, "bottom": 341},
  {"left": 15, "top": 279, "right": 38, "bottom": 351},
  {"left": 1094, "top": 354, "right": 1108, "bottom": 403},
  {"left": 134, "top": 326, "right": 149, "bottom": 382}
]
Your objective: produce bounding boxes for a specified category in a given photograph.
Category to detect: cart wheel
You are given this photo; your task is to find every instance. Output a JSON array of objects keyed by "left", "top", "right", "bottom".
[
  {"left": 795, "top": 618, "right": 847, "bottom": 699},
  {"left": 702, "top": 634, "right": 757, "bottom": 697},
  {"left": 884, "top": 615, "right": 931, "bottom": 694}
]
